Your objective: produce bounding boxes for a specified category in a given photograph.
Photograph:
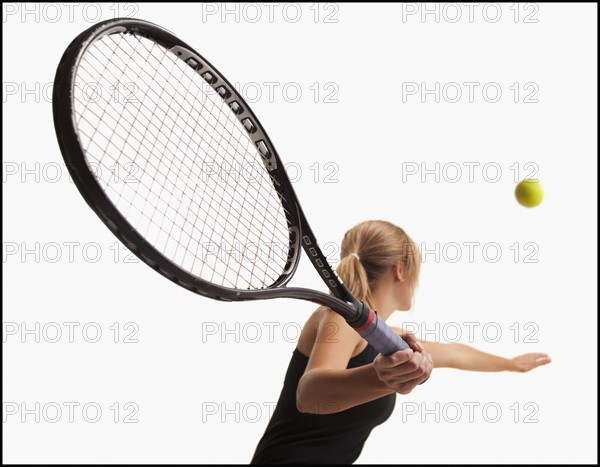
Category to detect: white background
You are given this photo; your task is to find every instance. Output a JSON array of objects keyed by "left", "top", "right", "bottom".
[{"left": 3, "top": 2, "right": 597, "bottom": 464}]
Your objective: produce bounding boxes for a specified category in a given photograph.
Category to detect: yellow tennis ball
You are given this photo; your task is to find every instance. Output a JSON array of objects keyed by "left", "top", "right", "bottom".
[{"left": 515, "top": 179, "right": 544, "bottom": 207}]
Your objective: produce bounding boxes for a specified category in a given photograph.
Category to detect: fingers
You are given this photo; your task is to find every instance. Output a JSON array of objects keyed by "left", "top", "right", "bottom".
[
  {"left": 533, "top": 353, "right": 552, "bottom": 363},
  {"left": 514, "top": 353, "right": 552, "bottom": 372},
  {"left": 374, "top": 349, "right": 414, "bottom": 370},
  {"left": 532, "top": 354, "right": 552, "bottom": 368},
  {"left": 384, "top": 367, "right": 430, "bottom": 386},
  {"left": 401, "top": 333, "right": 424, "bottom": 352},
  {"left": 395, "top": 352, "right": 433, "bottom": 383},
  {"left": 389, "top": 369, "right": 432, "bottom": 395},
  {"left": 524, "top": 353, "right": 552, "bottom": 366},
  {"left": 400, "top": 373, "right": 431, "bottom": 393},
  {"left": 375, "top": 350, "right": 433, "bottom": 391}
]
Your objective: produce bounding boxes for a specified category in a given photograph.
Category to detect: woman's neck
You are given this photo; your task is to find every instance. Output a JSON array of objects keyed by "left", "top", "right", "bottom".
[{"left": 368, "top": 287, "right": 397, "bottom": 322}]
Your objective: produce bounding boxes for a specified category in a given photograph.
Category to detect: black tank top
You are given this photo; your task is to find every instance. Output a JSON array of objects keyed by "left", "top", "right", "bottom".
[{"left": 250, "top": 344, "right": 396, "bottom": 464}]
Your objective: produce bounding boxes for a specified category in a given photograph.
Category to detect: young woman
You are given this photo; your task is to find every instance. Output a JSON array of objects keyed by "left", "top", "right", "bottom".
[{"left": 251, "top": 220, "right": 551, "bottom": 464}]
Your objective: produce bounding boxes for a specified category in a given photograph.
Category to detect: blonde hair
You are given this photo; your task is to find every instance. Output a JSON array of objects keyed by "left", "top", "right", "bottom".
[{"left": 336, "top": 220, "right": 421, "bottom": 309}]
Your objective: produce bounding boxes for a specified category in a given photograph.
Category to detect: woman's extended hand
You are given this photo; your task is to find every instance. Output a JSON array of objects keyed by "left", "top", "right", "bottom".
[{"left": 510, "top": 353, "right": 552, "bottom": 372}]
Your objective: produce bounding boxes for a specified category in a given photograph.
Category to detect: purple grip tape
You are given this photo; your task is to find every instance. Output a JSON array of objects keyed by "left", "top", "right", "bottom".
[{"left": 356, "top": 309, "right": 410, "bottom": 355}]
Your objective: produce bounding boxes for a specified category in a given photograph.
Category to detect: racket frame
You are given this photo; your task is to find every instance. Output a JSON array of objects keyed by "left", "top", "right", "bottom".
[{"left": 53, "top": 18, "right": 364, "bottom": 325}]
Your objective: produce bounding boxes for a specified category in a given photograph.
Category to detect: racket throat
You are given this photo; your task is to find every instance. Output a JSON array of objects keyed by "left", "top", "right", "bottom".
[{"left": 345, "top": 300, "right": 373, "bottom": 329}]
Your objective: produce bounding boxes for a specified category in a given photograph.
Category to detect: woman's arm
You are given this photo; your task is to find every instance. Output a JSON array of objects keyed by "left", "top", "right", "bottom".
[
  {"left": 391, "top": 327, "right": 551, "bottom": 372},
  {"left": 296, "top": 311, "right": 432, "bottom": 414},
  {"left": 421, "top": 341, "right": 552, "bottom": 372},
  {"left": 297, "top": 363, "right": 394, "bottom": 414}
]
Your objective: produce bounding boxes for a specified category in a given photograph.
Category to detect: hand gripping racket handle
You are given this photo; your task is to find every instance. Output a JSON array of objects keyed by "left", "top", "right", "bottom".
[{"left": 353, "top": 307, "right": 410, "bottom": 355}]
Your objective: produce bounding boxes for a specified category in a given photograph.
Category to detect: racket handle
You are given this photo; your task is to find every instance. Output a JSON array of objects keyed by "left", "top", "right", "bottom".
[{"left": 354, "top": 308, "right": 410, "bottom": 355}]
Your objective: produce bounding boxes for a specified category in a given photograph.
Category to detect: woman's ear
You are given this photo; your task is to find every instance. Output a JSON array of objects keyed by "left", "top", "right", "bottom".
[{"left": 393, "top": 263, "right": 405, "bottom": 283}]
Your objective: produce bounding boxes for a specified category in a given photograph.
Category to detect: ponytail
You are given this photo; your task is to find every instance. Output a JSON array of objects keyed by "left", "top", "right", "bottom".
[{"left": 336, "top": 254, "right": 372, "bottom": 308}]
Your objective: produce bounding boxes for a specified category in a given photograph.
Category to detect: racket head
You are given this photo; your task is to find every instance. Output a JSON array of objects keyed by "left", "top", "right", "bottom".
[
  {"left": 53, "top": 18, "right": 303, "bottom": 300},
  {"left": 53, "top": 18, "right": 412, "bottom": 355}
]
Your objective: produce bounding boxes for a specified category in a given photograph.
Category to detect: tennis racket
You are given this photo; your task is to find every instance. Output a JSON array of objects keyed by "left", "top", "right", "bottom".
[{"left": 52, "top": 18, "right": 409, "bottom": 355}]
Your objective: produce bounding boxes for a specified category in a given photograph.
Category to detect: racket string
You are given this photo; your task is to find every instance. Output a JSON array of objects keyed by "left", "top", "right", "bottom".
[
  {"left": 79, "top": 39, "right": 291, "bottom": 237},
  {"left": 73, "top": 31, "right": 292, "bottom": 289},
  {"left": 79, "top": 36, "right": 291, "bottom": 235}
]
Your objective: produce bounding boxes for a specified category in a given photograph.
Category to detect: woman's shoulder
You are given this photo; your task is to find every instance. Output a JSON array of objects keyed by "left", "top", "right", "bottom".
[{"left": 296, "top": 306, "right": 367, "bottom": 359}]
